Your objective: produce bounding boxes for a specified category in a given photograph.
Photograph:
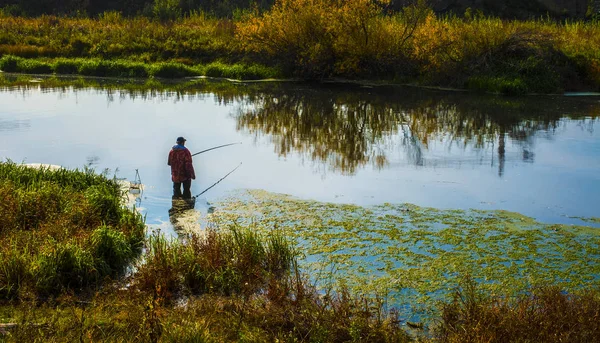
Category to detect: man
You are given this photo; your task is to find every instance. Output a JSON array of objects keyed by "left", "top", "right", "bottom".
[{"left": 167, "top": 136, "right": 196, "bottom": 199}]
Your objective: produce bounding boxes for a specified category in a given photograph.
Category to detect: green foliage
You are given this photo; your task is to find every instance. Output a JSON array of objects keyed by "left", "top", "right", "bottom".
[
  {"left": 0, "top": 245, "right": 30, "bottom": 299},
  {"left": 150, "top": 61, "right": 198, "bottom": 78},
  {"left": 0, "top": 161, "right": 146, "bottom": 300},
  {"left": 152, "top": 0, "right": 182, "bottom": 21},
  {"left": 34, "top": 243, "right": 98, "bottom": 296},
  {"left": 53, "top": 58, "right": 81, "bottom": 74},
  {"left": 0, "top": 54, "right": 20, "bottom": 72},
  {"left": 78, "top": 59, "right": 149, "bottom": 78},
  {"left": 202, "top": 61, "right": 283, "bottom": 80},
  {"left": 119, "top": 209, "right": 146, "bottom": 253},
  {"left": 15, "top": 58, "right": 53, "bottom": 74},
  {"left": 134, "top": 226, "right": 295, "bottom": 299},
  {"left": 0, "top": 55, "right": 54, "bottom": 74},
  {"left": 84, "top": 183, "right": 123, "bottom": 225},
  {"left": 91, "top": 226, "right": 133, "bottom": 276},
  {"left": 466, "top": 76, "right": 528, "bottom": 94}
]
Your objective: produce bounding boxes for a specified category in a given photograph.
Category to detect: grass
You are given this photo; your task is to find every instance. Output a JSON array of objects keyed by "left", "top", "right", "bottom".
[
  {"left": 0, "top": 55, "right": 282, "bottom": 80},
  {"left": 0, "top": 161, "right": 410, "bottom": 342},
  {"left": 2, "top": 162, "right": 600, "bottom": 341},
  {"left": 133, "top": 226, "right": 296, "bottom": 300},
  {"left": 435, "top": 277, "right": 600, "bottom": 343},
  {"left": 1, "top": 2, "right": 599, "bottom": 92},
  {"left": 0, "top": 161, "right": 145, "bottom": 299}
]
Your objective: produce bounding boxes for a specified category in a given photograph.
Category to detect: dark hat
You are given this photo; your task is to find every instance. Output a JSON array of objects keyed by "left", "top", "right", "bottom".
[{"left": 176, "top": 136, "right": 186, "bottom": 143}]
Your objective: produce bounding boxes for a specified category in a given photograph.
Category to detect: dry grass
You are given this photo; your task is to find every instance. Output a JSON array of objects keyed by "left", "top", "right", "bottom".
[{"left": 435, "top": 277, "right": 600, "bottom": 343}]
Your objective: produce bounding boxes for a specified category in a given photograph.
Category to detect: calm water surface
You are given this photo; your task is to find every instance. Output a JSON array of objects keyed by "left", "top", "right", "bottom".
[{"left": 1, "top": 80, "right": 599, "bottom": 231}]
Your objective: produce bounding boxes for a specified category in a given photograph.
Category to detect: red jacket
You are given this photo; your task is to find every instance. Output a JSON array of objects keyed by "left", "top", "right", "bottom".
[{"left": 168, "top": 145, "right": 196, "bottom": 182}]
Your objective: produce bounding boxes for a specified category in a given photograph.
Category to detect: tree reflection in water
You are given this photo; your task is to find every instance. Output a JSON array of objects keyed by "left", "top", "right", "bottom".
[
  {"left": 2, "top": 75, "right": 598, "bottom": 177},
  {"left": 233, "top": 86, "right": 600, "bottom": 176}
]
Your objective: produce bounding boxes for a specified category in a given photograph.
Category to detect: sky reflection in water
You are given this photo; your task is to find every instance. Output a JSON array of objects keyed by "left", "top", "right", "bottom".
[{"left": 0, "top": 81, "right": 599, "bottom": 230}]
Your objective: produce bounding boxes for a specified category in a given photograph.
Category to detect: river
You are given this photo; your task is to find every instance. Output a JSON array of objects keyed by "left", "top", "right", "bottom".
[
  {"left": 2, "top": 77, "right": 598, "bottom": 228},
  {"left": 2, "top": 76, "right": 600, "bottom": 321}
]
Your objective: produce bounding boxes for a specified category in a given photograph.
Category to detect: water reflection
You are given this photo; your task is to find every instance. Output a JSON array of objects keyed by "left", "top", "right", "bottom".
[
  {"left": 2, "top": 76, "right": 599, "bottom": 225},
  {"left": 168, "top": 198, "right": 198, "bottom": 233},
  {"left": 2, "top": 75, "right": 599, "bottom": 179},
  {"left": 234, "top": 87, "right": 600, "bottom": 176}
]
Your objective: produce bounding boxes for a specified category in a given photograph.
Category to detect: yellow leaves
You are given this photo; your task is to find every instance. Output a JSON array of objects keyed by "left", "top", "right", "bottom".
[{"left": 236, "top": 0, "right": 401, "bottom": 76}]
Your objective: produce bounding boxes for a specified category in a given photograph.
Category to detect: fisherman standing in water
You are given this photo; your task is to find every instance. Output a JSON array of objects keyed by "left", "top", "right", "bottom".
[{"left": 168, "top": 136, "right": 196, "bottom": 199}]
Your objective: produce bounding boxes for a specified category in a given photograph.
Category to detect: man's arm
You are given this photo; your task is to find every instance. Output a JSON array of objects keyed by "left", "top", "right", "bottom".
[{"left": 168, "top": 150, "right": 173, "bottom": 166}]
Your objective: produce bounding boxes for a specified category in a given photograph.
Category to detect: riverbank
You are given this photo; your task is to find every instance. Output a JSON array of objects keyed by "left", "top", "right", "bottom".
[
  {"left": 0, "top": 161, "right": 409, "bottom": 341},
  {"left": 1, "top": 162, "right": 599, "bottom": 342},
  {"left": 1, "top": 1, "right": 599, "bottom": 94}
]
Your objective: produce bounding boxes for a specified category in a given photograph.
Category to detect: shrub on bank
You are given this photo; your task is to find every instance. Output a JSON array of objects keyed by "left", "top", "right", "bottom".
[
  {"left": 237, "top": 0, "right": 600, "bottom": 92},
  {"left": 0, "top": 55, "right": 53, "bottom": 74},
  {"left": 201, "top": 61, "right": 283, "bottom": 79},
  {"left": 53, "top": 58, "right": 81, "bottom": 74}
]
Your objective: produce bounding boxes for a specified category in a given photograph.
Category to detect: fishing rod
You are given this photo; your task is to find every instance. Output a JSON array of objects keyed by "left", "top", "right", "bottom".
[
  {"left": 192, "top": 142, "right": 241, "bottom": 157},
  {"left": 194, "top": 162, "right": 242, "bottom": 199}
]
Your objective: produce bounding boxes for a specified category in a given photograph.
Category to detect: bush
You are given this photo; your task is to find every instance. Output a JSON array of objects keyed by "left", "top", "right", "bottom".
[
  {"left": 0, "top": 162, "right": 146, "bottom": 300},
  {"left": 77, "top": 60, "right": 149, "bottom": 78},
  {"left": 137, "top": 227, "right": 295, "bottom": 299},
  {"left": 16, "top": 59, "right": 53, "bottom": 74},
  {"left": 0, "top": 55, "right": 21, "bottom": 72},
  {"left": 84, "top": 183, "right": 123, "bottom": 225}
]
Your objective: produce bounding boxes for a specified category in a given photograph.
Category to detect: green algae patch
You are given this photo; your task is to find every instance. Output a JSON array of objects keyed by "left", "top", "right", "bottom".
[
  {"left": 577, "top": 216, "right": 600, "bottom": 224},
  {"left": 209, "top": 190, "right": 600, "bottom": 316}
]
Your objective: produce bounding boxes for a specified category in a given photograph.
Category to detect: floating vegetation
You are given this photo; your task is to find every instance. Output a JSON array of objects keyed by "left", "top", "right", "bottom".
[
  {"left": 210, "top": 190, "right": 600, "bottom": 318},
  {"left": 575, "top": 216, "right": 600, "bottom": 224}
]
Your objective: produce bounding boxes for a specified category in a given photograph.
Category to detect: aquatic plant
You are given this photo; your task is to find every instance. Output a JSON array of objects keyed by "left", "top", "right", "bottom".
[{"left": 210, "top": 190, "right": 600, "bottom": 318}]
